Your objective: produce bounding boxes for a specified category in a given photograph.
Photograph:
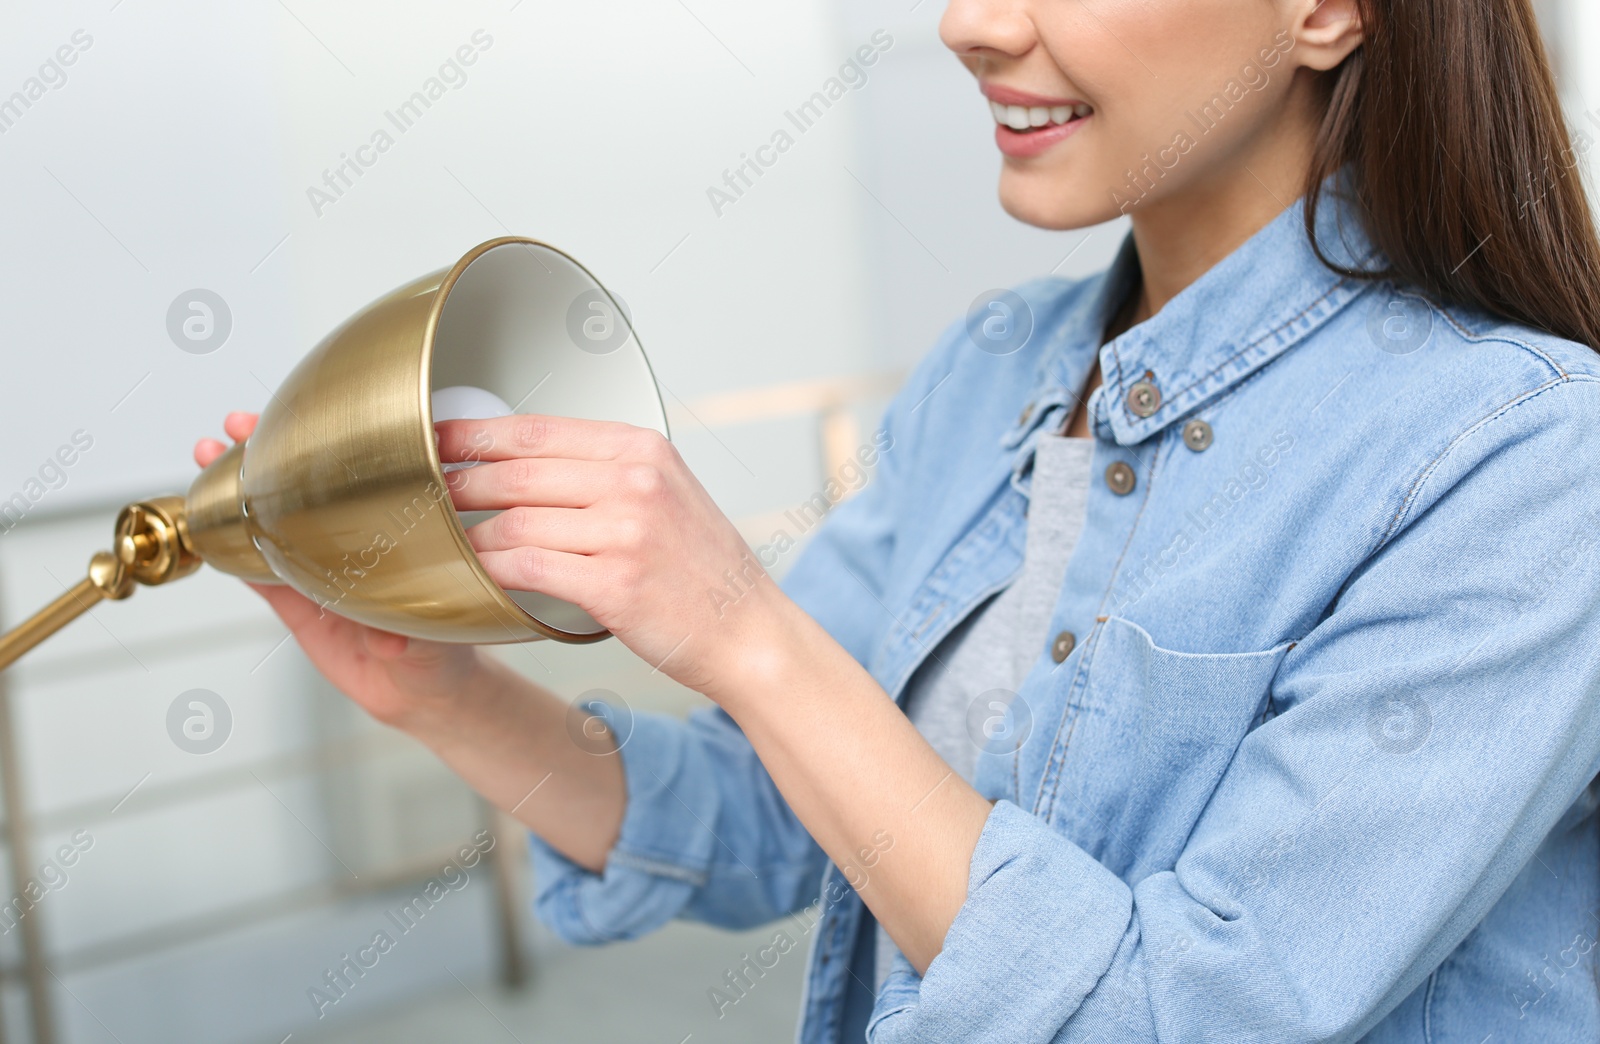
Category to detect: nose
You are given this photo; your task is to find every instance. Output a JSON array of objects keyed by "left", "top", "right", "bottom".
[{"left": 940, "top": 0, "right": 1036, "bottom": 61}]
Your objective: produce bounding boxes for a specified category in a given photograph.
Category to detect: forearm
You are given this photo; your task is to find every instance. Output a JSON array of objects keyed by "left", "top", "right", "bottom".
[
  {"left": 712, "top": 590, "right": 993, "bottom": 973},
  {"left": 398, "top": 655, "right": 626, "bottom": 873},
  {"left": 421, "top": 410, "right": 989, "bottom": 958}
]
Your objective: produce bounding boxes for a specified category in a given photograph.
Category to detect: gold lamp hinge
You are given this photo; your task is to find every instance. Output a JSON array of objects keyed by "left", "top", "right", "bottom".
[{"left": 0, "top": 495, "right": 199, "bottom": 672}]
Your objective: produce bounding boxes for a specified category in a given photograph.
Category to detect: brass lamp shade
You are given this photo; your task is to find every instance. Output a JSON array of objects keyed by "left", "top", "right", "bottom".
[{"left": 0, "top": 237, "right": 668, "bottom": 671}]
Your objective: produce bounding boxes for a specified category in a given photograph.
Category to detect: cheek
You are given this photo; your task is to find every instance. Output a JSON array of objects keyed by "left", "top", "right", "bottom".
[{"left": 1114, "top": 2, "right": 1292, "bottom": 129}]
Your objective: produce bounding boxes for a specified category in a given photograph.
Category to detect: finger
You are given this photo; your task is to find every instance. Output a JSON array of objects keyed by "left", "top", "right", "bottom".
[
  {"left": 435, "top": 414, "right": 668, "bottom": 466},
  {"left": 446, "top": 458, "right": 629, "bottom": 511},
  {"left": 225, "top": 412, "right": 259, "bottom": 443},
  {"left": 464, "top": 506, "right": 617, "bottom": 556},
  {"left": 195, "top": 438, "right": 228, "bottom": 468},
  {"left": 475, "top": 545, "right": 602, "bottom": 607}
]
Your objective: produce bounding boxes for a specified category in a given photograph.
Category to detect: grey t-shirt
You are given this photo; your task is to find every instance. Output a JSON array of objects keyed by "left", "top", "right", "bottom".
[{"left": 873, "top": 433, "right": 1096, "bottom": 989}]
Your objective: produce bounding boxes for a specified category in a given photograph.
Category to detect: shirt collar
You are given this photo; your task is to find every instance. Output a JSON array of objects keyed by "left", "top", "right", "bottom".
[
  {"left": 999, "top": 249, "right": 1136, "bottom": 453},
  {"left": 1022, "top": 181, "right": 1377, "bottom": 447}
]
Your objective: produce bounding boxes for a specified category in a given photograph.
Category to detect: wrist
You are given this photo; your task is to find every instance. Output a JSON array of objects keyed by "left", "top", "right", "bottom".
[
  {"left": 387, "top": 651, "right": 516, "bottom": 743},
  {"left": 702, "top": 587, "right": 846, "bottom": 720}
]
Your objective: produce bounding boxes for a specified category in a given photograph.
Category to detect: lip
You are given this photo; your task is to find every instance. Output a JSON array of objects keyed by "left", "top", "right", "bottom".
[
  {"left": 980, "top": 82, "right": 1085, "bottom": 109},
  {"left": 994, "top": 119, "right": 1088, "bottom": 158},
  {"left": 980, "top": 82, "right": 1093, "bottom": 159}
]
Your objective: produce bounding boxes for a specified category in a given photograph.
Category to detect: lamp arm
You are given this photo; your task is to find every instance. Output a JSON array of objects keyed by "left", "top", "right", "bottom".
[
  {"left": 0, "top": 495, "right": 202, "bottom": 674},
  {"left": 0, "top": 551, "right": 136, "bottom": 671}
]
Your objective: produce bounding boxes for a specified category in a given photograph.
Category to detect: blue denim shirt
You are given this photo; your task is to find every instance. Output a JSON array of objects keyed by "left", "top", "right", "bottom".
[{"left": 529, "top": 192, "right": 1600, "bottom": 1042}]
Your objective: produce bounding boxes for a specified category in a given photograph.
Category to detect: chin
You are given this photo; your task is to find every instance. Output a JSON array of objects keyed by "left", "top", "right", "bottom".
[{"left": 997, "top": 165, "right": 1120, "bottom": 231}]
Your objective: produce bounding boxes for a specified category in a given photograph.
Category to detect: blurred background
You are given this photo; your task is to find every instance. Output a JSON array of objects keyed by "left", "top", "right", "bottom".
[{"left": 0, "top": 1, "right": 1594, "bottom": 1041}]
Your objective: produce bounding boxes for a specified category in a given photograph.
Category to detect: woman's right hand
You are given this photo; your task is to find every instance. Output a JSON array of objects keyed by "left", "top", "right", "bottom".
[
  {"left": 197, "top": 414, "right": 624, "bottom": 868},
  {"left": 194, "top": 412, "right": 493, "bottom": 734}
]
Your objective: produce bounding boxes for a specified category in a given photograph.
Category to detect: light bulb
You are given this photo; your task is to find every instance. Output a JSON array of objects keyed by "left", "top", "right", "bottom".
[
  {"left": 432, "top": 384, "right": 513, "bottom": 422},
  {"left": 432, "top": 385, "right": 513, "bottom": 471}
]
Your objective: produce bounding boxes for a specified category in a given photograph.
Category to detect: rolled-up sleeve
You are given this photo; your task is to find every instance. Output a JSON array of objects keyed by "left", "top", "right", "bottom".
[
  {"left": 868, "top": 378, "right": 1600, "bottom": 1041},
  {"left": 529, "top": 705, "right": 711, "bottom": 942},
  {"left": 871, "top": 801, "right": 1135, "bottom": 1038}
]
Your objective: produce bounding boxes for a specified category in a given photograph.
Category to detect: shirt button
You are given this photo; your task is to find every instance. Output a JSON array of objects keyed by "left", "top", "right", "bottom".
[
  {"left": 1182, "top": 418, "right": 1213, "bottom": 451},
  {"left": 1126, "top": 379, "right": 1161, "bottom": 418},
  {"left": 1105, "top": 460, "right": 1136, "bottom": 495},
  {"left": 1018, "top": 402, "right": 1034, "bottom": 426},
  {"left": 1050, "top": 630, "right": 1076, "bottom": 663}
]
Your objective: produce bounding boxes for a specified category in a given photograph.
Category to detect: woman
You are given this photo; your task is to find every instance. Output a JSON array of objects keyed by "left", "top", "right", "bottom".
[{"left": 198, "top": 0, "right": 1600, "bottom": 1039}]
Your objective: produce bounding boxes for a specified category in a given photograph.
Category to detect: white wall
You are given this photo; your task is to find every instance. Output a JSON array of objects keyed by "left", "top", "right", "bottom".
[{"left": 1562, "top": 0, "right": 1600, "bottom": 185}]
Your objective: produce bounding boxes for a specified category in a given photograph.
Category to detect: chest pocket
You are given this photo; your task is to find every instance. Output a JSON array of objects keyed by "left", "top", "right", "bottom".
[{"left": 1040, "top": 616, "right": 1292, "bottom": 883}]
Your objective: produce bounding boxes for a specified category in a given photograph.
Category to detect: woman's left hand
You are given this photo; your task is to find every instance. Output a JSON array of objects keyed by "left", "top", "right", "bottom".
[{"left": 435, "top": 414, "right": 787, "bottom": 696}]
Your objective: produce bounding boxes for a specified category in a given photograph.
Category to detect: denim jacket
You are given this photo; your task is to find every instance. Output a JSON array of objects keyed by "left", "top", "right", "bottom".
[{"left": 529, "top": 191, "right": 1600, "bottom": 1043}]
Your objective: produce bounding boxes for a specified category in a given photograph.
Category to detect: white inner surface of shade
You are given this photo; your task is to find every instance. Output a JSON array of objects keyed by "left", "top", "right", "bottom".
[{"left": 431, "top": 242, "right": 668, "bottom": 637}]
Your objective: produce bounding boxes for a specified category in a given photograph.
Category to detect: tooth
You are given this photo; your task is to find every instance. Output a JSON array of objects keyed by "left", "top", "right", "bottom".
[
  {"left": 1050, "top": 106, "right": 1071, "bottom": 124},
  {"left": 1029, "top": 106, "right": 1050, "bottom": 127},
  {"left": 1074, "top": 103, "right": 1093, "bottom": 118},
  {"left": 990, "top": 100, "right": 1008, "bottom": 122},
  {"left": 1005, "top": 105, "right": 1031, "bottom": 130}
]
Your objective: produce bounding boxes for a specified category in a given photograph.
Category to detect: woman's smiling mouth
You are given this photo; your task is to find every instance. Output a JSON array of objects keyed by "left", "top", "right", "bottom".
[{"left": 982, "top": 83, "right": 1093, "bottom": 158}]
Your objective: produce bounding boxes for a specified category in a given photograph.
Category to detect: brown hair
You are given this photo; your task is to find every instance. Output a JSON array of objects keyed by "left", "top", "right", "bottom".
[{"left": 1304, "top": 0, "right": 1600, "bottom": 350}]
